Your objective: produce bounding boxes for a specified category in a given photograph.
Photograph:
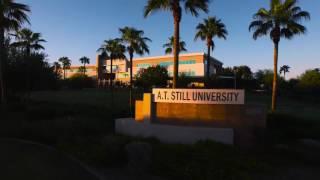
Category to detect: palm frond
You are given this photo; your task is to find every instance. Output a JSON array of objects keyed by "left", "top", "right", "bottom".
[
  {"left": 280, "top": 28, "right": 294, "bottom": 39},
  {"left": 292, "top": 11, "right": 310, "bottom": 21},
  {"left": 119, "top": 26, "right": 151, "bottom": 56},
  {"left": 163, "top": 36, "right": 186, "bottom": 54},
  {"left": 2, "top": 1, "right": 30, "bottom": 31},
  {"left": 254, "top": 8, "right": 271, "bottom": 21},
  {"left": 144, "top": 0, "right": 171, "bottom": 17},
  {"left": 165, "top": 47, "right": 172, "bottom": 54},
  {"left": 195, "top": 16, "right": 228, "bottom": 44},
  {"left": 184, "top": 0, "right": 209, "bottom": 17},
  {"left": 250, "top": 20, "right": 273, "bottom": 40}
]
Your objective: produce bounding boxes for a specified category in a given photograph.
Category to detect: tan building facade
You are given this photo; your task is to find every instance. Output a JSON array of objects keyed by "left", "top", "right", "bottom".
[
  {"left": 63, "top": 65, "right": 97, "bottom": 79},
  {"left": 97, "top": 52, "right": 223, "bottom": 83},
  {"left": 62, "top": 52, "right": 223, "bottom": 83}
]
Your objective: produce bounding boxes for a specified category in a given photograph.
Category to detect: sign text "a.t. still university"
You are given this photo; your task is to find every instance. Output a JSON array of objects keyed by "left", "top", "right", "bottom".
[{"left": 152, "top": 89, "right": 245, "bottom": 105}]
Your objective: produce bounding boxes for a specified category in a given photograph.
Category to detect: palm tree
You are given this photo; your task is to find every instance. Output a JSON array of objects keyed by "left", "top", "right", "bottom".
[
  {"left": 11, "top": 28, "right": 46, "bottom": 56},
  {"left": 195, "top": 17, "right": 228, "bottom": 81},
  {"left": 249, "top": 0, "right": 310, "bottom": 111},
  {"left": 144, "top": 0, "right": 209, "bottom": 88},
  {"left": 280, "top": 65, "right": 290, "bottom": 79},
  {"left": 119, "top": 27, "right": 151, "bottom": 116},
  {"left": 163, "top": 36, "right": 187, "bottom": 54},
  {"left": 119, "top": 27, "right": 151, "bottom": 87},
  {"left": 97, "top": 38, "right": 126, "bottom": 87},
  {"left": 53, "top": 61, "right": 61, "bottom": 77},
  {"left": 79, "top": 56, "right": 90, "bottom": 75},
  {"left": 78, "top": 66, "right": 86, "bottom": 74},
  {"left": 58, "top": 57, "right": 71, "bottom": 80},
  {"left": 0, "top": 0, "right": 30, "bottom": 105}
]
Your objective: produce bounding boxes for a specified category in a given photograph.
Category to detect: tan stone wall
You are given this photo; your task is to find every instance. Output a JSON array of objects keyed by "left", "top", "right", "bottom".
[
  {"left": 154, "top": 103, "right": 266, "bottom": 128},
  {"left": 134, "top": 93, "right": 267, "bottom": 146},
  {"left": 135, "top": 96, "right": 266, "bottom": 129}
]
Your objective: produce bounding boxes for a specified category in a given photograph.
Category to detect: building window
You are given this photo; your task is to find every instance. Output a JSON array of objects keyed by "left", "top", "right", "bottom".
[
  {"left": 159, "top": 60, "right": 196, "bottom": 67},
  {"left": 180, "top": 60, "right": 196, "bottom": 65},
  {"left": 180, "top": 71, "right": 196, "bottom": 77},
  {"left": 137, "top": 63, "right": 151, "bottom": 68}
]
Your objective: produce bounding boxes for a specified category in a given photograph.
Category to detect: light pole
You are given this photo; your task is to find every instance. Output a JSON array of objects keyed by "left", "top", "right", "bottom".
[{"left": 234, "top": 69, "right": 237, "bottom": 89}]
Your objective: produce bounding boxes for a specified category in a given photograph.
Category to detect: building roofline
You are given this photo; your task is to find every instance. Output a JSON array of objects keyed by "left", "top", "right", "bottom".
[
  {"left": 96, "top": 51, "right": 223, "bottom": 66},
  {"left": 133, "top": 52, "right": 205, "bottom": 61},
  {"left": 68, "top": 65, "right": 96, "bottom": 69},
  {"left": 204, "top": 53, "right": 223, "bottom": 65}
]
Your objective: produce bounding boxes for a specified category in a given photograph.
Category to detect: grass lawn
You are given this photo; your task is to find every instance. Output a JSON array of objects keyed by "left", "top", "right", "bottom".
[{"left": 1, "top": 89, "right": 320, "bottom": 179}]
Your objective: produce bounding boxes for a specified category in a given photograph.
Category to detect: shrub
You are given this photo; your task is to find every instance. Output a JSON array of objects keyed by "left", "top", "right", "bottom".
[
  {"left": 177, "top": 73, "right": 192, "bottom": 88},
  {"left": 135, "top": 65, "right": 168, "bottom": 91},
  {"left": 267, "top": 113, "right": 320, "bottom": 142},
  {"left": 298, "top": 69, "right": 320, "bottom": 93},
  {"left": 66, "top": 73, "right": 95, "bottom": 89},
  {"left": 151, "top": 141, "right": 261, "bottom": 180}
]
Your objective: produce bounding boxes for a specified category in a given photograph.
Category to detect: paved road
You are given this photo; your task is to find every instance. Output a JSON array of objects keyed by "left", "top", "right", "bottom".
[{"left": 0, "top": 138, "right": 99, "bottom": 180}]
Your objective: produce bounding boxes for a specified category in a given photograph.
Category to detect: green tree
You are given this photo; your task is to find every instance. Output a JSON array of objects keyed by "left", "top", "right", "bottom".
[
  {"left": 97, "top": 38, "right": 126, "bottom": 87},
  {"left": 135, "top": 65, "right": 169, "bottom": 91},
  {"left": 255, "top": 69, "right": 284, "bottom": 90},
  {"left": 249, "top": 0, "right": 310, "bottom": 111},
  {"left": 220, "top": 67, "right": 234, "bottom": 76},
  {"left": 144, "top": 0, "right": 209, "bottom": 88},
  {"left": 298, "top": 69, "right": 320, "bottom": 92},
  {"left": 0, "top": 0, "right": 30, "bottom": 105},
  {"left": 195, "top": 16, "right": 228, "bottom": 81},
  {"left": 58, "top": 57, "right": 71, "bottom": 80},
  {"left": 7, "top": 52, "right": 58, "bottom": 92},
  {"left": 10, "top": 28, "right": 46, "bottom": 94},
  {"left": 234, "top": 65, "right": 253, "bottom": 80},
  {"left": 279, "top": 65, "right": 290, "bottom": 79},
  {"left": 79, "top": 56, "right": 90, "bottom": 75},
  {"left": 52, "top": 61, "right": 61, "bottom": 78},
  {"left": 163, "top": 36, "right": 187, "bottom": 54},
  {"left": 11, "top": 28, "right": 46, "bottom": 56}
]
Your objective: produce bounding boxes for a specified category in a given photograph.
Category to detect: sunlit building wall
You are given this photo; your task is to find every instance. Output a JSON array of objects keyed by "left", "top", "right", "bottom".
[
  {"left": 63, "top": 65, "right": 97, "bottom": 79},
  {"left": 62, "top": 52, "right": 223, "bottom": 83},
  {"left": 96, "top": 52, "right": 223, "bottom": 82}
]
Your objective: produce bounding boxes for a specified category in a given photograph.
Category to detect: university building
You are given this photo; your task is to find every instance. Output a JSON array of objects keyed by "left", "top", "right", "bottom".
[
  {"left": 63, "top": 65, "right": 97, "bottom": 79},
  {"left": 63, "top": 52, "right": 223, "bottom": 83}
]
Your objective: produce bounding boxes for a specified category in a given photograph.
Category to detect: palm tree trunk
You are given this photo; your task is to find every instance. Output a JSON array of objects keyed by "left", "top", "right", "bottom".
[
  {"left": 272, "top": 42, "right": 279, "bottom": 112},
  {"left": 84, "top": 63, "right": 86, "bottom": 75},
  {"left": 110, "top": 58, "right": 113, "bottom": 87},
  {"left": 26, "top": 46, "right": 30, "bottom": 57},
  {"left": 64, "top": 68, "right": 66, "bottom": 80},
  {"left": 0, "top": 27, "right": 6, "bottom": 106},
  {"left": 110, "top": 57, "right": 114, "bottom": 111},
  {"left": 129, "top": 52, "right": 133, "bottom": 116},
  {"left": 206, "top": 44, "right": 211, "bottom": 86},
  {"left": 172, "top": 11, "right": 180, "bottom": 88}
]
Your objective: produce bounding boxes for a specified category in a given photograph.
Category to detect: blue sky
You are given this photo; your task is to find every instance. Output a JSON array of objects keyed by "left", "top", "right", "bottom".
[{"left": 21, "top": 0, "right": 319, "bottom": 78}]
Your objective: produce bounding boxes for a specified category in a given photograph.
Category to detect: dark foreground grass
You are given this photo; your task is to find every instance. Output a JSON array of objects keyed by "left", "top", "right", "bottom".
[
  {"left": 151, "top": 141, "right": 264, "bottom": 180},
  {"left": 0, "top": 89, "right": 319, "bottom": 179}
]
